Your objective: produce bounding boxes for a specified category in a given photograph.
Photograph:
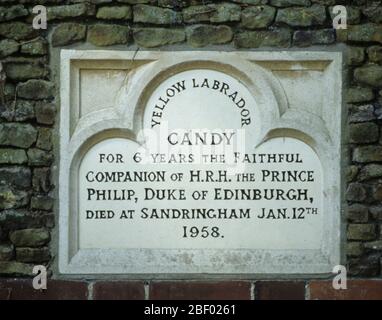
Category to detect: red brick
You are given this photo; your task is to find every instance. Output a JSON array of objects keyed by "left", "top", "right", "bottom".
[
  {"left": 150, "top": 281, "right": 251, "bottom": 300},
  {"left": 309, "top": 280, "right": 382, "bottom": 300},
  {"left": 255, "top": 281, "right": 306, "bottom": 300},
  {"left": 93, "top": 281, "right": 145, "bottom": 300},
  {"left": 0, "top": 288, "right": 11, "bottom": 300},
  {"left": 0, "top": 279, "right": 88, "bottom": 300}
]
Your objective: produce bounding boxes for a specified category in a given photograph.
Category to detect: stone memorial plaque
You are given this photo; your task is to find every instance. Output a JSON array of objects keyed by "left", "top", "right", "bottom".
[{"left": 59, "top": 51, "right": 343, "bottom": 275}]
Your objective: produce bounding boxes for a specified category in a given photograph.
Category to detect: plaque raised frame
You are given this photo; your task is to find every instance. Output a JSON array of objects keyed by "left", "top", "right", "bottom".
[{"left": 59, "top": 50, "right": 343, "bottom": 276}]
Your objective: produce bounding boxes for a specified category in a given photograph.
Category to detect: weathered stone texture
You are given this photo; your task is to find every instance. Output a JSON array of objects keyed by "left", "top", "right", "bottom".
[
  {"left": 235, "top": 29, "right": 291, "bottom": 48},
  {"left": 270, "top": 0, "right": 310, "bottom": 6},
  {"left": 51, "top": 23, "right": 86, "bottom": 47},
  {"left": 133, "top": 28, "right": 185, "bottom": 47},
  {"left": 187, "top": 25, "right": 233, "bottom": 47},
  {"left": 88, "top": 24, "right": 130, "bottom": 46},
  {"left": 0, "top": 123, "right": 37, "bottom": 148},
  {"left": 183, "top": 3, "right": 241, "bottom": 23},
  {"left": 0, "top": 22, "right": 37, "bottom": 40},
  {"left": 276, "top": 5, "right": 326, "bottom": 27},
  {"left": 17, "top": 80, "right": 54, "bottom": 100},
  {"left": 0, "top": 149, "right": 28, "bottom": 165},
  {"left": 347, "top": 47, "right": 365, "bottom": 66},
  {"left": 47, "top": 3, "right": 96, "bottom": 20},
  {"left": 347, "top": 88, "right": 375, "bottom": 104},
  {"left": 353, "top": 146, "right": 382, "bottom": 163},
  {"left": 134, "top": 4, "right": 182, "bottom": 24},
  {"left": 0, "top": 39, "right": 19, "bottom": 58},
  {"left": 349, "top": 122, "right": 379, "bottom": 144},
  {"left": 293, "top": 29, "right": 335, "bottom": 47},
  {"left": 0, "top": 5, "right": 28, "bottom": 22},
  {"left": 20, "top": 38, "right": 48, "bottom": 55},
  {"left": 347, "top": 24, "right": 382, "bottom": 43},
  {"left": 241, "top": 6, "right": 276, "bottom": 29},
  {"left": 354, "top": 65, "right": 382, "bottom": 88},
  {"left": 16, "top": 247, "right": 50, "bottom": 263},
  {"left": 348, "top": 224, "right": 377, "bottom": 241},
  {"left": 96, "top": 6, "right": 132, "bottom": 20},
  {"left": 10, "top": 229, "right": 50, "bottom": 248}
]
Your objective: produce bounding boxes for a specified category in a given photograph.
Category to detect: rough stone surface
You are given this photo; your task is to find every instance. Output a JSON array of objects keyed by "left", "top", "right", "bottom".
[
  {"left": 348, "top": 224, "right": 377, "bottom": 241},
  {"left": 16, "top": 247, "right": 50, "bottom": 263},
  {"left": 346, "top": 165, "right": 359, "bottom": 182},
  {"left": 235, "top": 29, "right": 291, "bottom": 48},
  {"left": 359, "top": 164, "right": 382, "bottom": 181},
  {"left": 0, "top": 123, "right": 37, "bottom": 148},
  {"left": 0, "top": 39, "right": 19, "bottom": 58},
  {"left": 349, "top": 122, "right": 379, "bottom": 144},
  {"left": 347, "top": 47, "right": 365, "bottom": 66},
  {"left": 0, "top": 167, "right": 31, "bottom": 189},
  {"left": 183, "top": 4, "right": 241, "bottom": 23},
  {"left": 293, "top": 29, "right": 335, "bottom": 47},
  {"left": 32, "top": 168, "right": 51, "bottom": 193},
  {"left": 13, "top": 100, "right": 36, "bottom": 122},
  {"left": 0, "top": 209, "right": 54, "bottom": 231},
  {"left": 0, "top": 22, "right": 37, "bottom": 40},
  {"left": 51, "top": 23, "right": 87, "bottom": 47},
  {"left": 270, "top": 0, "right": 310, "bottom": 6},
  {"left": 347, "top": 88, "right": 374, "bottom": 104},
  {"left": 346, "top": 183, "right": 367, "bottom": 202},
  {"left": 232, "top": 0, "right": 267, "bottom": 3},
  {"left": 134, "top": 4, "right": 182, "bottom": 24},
  {"left": 364, "top": 240, "right": 382, "bottom": 251},
  {"left": 348, "top": 204, "right": 369, "bottom": 223},
  {"left": 0, "top": 149, "right": 27, "bottom": 165},
  {"left": 373, "top": 184, "right": 382, "bottom": 201},
  {"left": 367, "top": 46, "right": 382, "bottom": 63},
  {"left": 4, "top": 63, "right": 48, "bottom": 81},
  {"left": 0, "top": 5, "right": 28, "bottom": 22},
  {"left": 362, "top": 4, "right": 382, "bottom": 23},
  {"left": 30, "top": 195, "right": 54, "bottom": 211},
  {"left": 10, "top": 229, "right": 50, "bottom": 248},
  {"left": 353, "top": 146, "right": 382, "bottom": 163},
  {"left": 0, "top": 187, "right": 30, "bottom": 210},
  {"left": 17, "top": 80, "right": 54, "bottom": 100},
  {"left": 27, "top": 148, "right": 54, "bottom": 166},
  {"left": 370, "top": 206, "right": 382, "bottom": 221},
  {"left": 241, "top": 6, "right": 276, "bottom": 29},
  {"left": 158, "top": 0, "right": 187, "bottom": 8},
  {"left": 35, "top": 102, "right": 56, "bottom": 125},
  {"left": 276, "top": 5, "right": 326, "bottom": 27},
  {"left": 354, "top": 64, "right": 382, "bottom": 88},
  {"left": 133, "top": 28, "right": 185, "bottom": 47},
  {"left": 347, "top": 24, "right": 382, "bottom": 44},
  {"left": 0, "top": 261, "right": 33, "bottom": 276},
  {"left": 36, "top": 127, "right": 52, "bottom": 151},
  {"left": 347, "top": 242, "right": 364, "bottom": 257},
  {"left": 47, "top": 3, "right": 95, "bottom": 20},
  {"left": 88, "top": 24, "right": 130, "bottom": 46},
  {"left": 20, "top": 38, "right": 47, "bottom": 55},
  {"left": 96, "top": 6, "right": 132, "bottom": 20},
  {"left": 186, "top": 25, "right": 233, "bottom": 47},
  {"left": 0, "top": 245, "right": 14, "bottom": 261}
]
